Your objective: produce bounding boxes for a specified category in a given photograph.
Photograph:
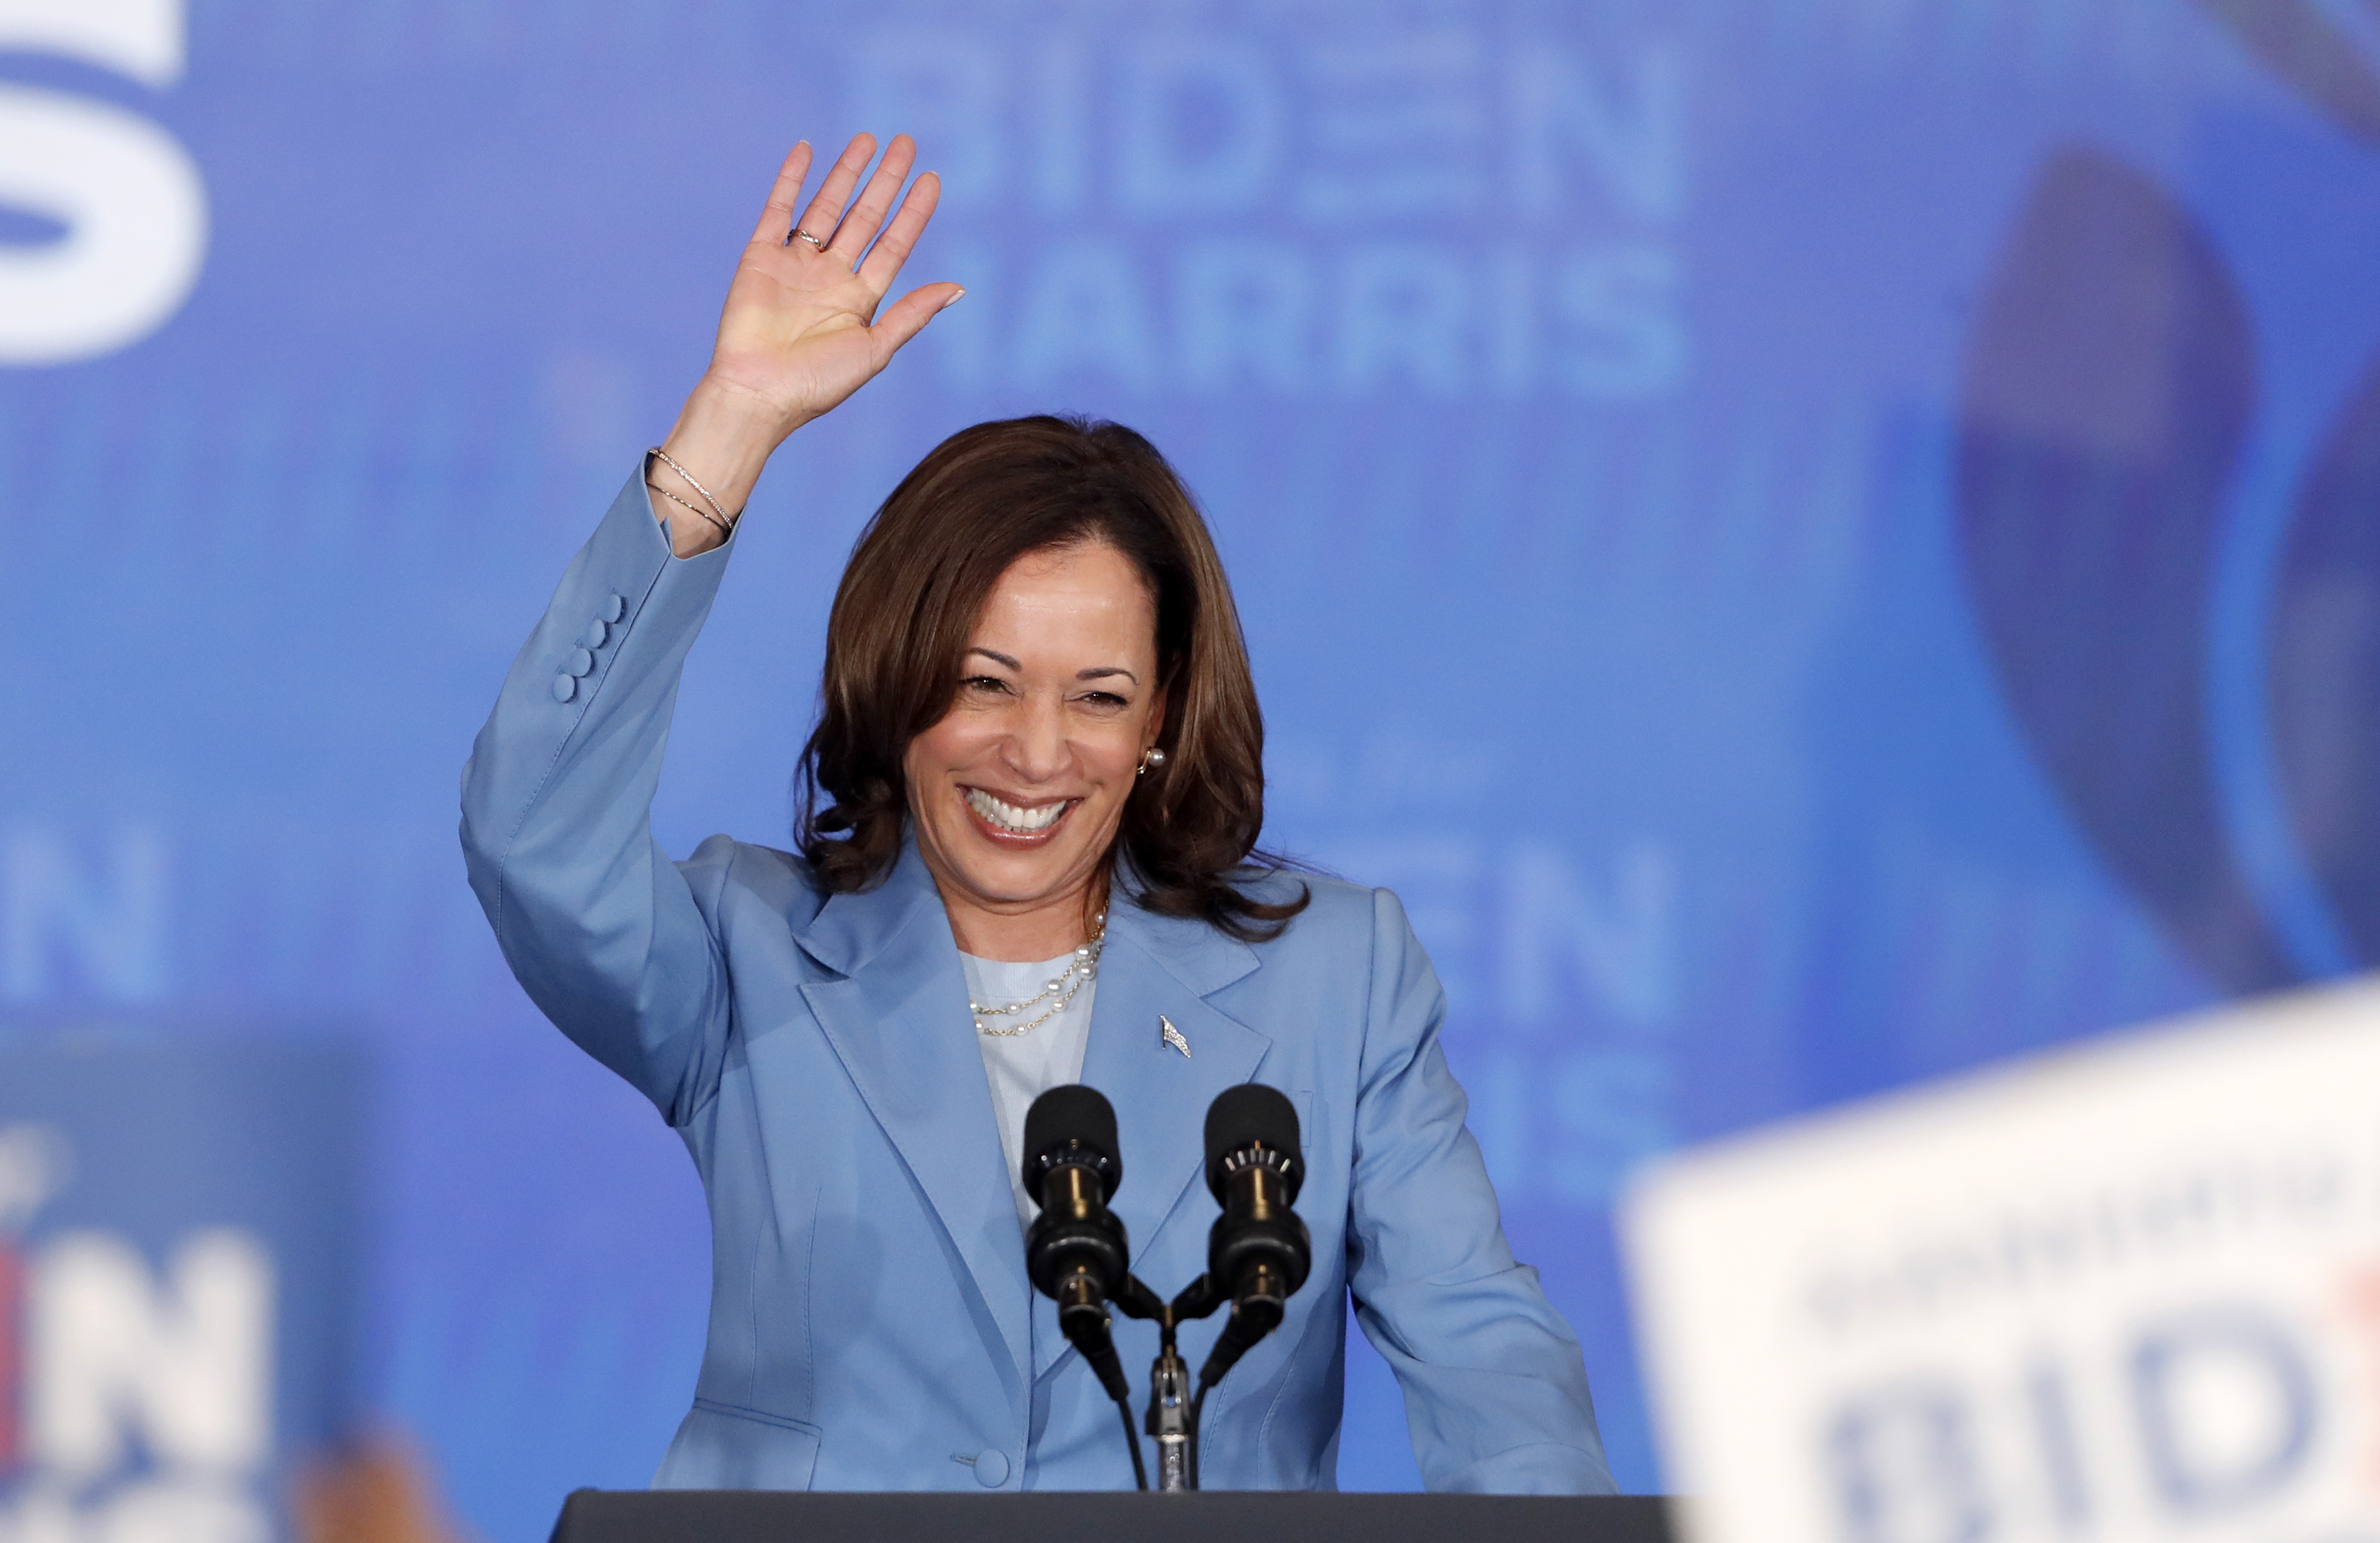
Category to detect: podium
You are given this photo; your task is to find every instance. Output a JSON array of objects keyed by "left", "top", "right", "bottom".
[{"left": 550, "top": 1489, "right": 1676, "bottom": 1543}]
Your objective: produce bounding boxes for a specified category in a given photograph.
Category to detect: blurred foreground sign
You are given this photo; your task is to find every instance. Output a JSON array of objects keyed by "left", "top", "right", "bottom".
[
  {"left": 0, "top": 1036, "right": 361, "bottom": 1543},
  {"left": 1624, "top": 979, "right": 2380, "bottom": 1543}
]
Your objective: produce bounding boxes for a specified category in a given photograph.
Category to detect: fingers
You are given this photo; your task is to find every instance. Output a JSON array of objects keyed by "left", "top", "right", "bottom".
[
  {"left": 746, "top": 142, "right": 816, "bottom": 245},
  {"left": 790, "top": 132, "right": 878, "bottom": 253},
  {"left": 868, "top": 282, "right": 966, "bottom": 366},
  {"left": 827, "top": 133, "right": 917, "bottom": 263},
  {"left": 855, "top": 169, "right": 942, "bottom": 296}
]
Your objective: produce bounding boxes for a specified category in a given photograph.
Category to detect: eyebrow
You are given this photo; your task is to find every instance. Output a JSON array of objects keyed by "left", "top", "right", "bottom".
[{"left": 966, "top": 648, "right": 1140, "bottom": 686}]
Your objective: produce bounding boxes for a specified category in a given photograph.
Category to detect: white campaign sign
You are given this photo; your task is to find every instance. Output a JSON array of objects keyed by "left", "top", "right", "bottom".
[{"left": 1622, "top": 977, "right": 2380, "bottom": 1543}]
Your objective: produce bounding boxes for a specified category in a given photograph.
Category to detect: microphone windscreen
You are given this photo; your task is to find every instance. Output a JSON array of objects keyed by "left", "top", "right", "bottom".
[
  {"left": 1022, "top": 1084, "right": 1121, "bottom": 1204},
  {"left": 1204, "top": 1083, "right": 1301, "bottom": 1200}
]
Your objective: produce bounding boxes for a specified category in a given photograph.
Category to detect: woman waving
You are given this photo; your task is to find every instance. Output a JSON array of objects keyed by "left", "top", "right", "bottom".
[{"left": 460, "top": 132, "right": 1613, "bottom": 1494}]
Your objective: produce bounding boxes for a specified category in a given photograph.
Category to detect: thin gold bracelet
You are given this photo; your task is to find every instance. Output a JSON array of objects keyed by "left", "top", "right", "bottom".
[
  {"left": 646, "top": 478, "right": 732, "bottom": 538},
  {"left": 647, "top": 447, "right": 736, "bottom": 529}
]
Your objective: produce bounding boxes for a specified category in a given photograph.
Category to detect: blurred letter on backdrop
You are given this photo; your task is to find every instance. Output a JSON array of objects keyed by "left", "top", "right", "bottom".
[{"left": 0, "top": 0, "right": 205, "bottom": 364}]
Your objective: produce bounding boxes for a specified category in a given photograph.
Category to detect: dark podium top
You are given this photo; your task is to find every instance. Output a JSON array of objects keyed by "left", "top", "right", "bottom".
[{"left": 551, "top": 1489, "right": 1675, "bottom": 1543}]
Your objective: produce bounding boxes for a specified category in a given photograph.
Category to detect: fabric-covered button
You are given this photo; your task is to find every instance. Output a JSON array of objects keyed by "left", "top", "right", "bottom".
[
  {"left": 582, "top": 618, "right": 609, "bottom": 649},
  {"left": 550, "top": 674, "right": 577, "bottom": 703},
  {"left": 972, "top": 1449, "right": 1010, "bottom": 1487},
  {"left": 602, "top": 593, "right": 625, "bottom": 623},
  {"left": 565, "top": 648, "right": 594, "bottom": 678}
]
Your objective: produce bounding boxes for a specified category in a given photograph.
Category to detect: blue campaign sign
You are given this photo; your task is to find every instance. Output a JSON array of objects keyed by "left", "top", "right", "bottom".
[
  {"left": 4, "top": 0, "right": 2380, "bottom": 1533},
  {"left": 0, "top": 1037, "right": 363, "bottom": 1542}
]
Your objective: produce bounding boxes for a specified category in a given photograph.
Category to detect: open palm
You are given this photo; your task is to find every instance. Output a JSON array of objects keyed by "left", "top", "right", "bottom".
[{"left": 706, "top": 132, "right": 960, "bottom": 427}]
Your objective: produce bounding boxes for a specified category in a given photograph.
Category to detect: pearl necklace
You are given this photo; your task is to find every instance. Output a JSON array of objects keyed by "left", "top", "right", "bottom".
[{"left": 972, "top": 914, "right": 1106, "bottom": 1037}]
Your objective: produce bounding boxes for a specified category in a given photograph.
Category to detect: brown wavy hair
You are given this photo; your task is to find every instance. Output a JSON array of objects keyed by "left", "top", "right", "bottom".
[{"left": 796, "top": 415, "right": 1308, "bottom": 941}]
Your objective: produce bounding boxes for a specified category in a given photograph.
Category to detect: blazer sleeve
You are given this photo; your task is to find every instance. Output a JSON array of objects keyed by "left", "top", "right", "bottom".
[
  {"left": 458, "top": 467, "right": 738, "bottom": 1126},
  {"left": 1345, "top": 887, "right": 1619, "bottom": 1494}
]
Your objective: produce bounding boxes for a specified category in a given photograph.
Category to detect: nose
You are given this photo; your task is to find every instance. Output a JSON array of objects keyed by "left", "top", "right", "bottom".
[{"left": 1002, "top": 690, "right": 1070, "bottom": 783}]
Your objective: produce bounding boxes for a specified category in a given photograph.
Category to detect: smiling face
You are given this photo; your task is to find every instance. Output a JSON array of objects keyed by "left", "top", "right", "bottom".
[{"left": 902, "top": 539, "right": 1166, "bottom": 959}]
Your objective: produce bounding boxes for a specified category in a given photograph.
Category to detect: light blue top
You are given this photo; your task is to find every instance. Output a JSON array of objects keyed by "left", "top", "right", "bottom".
[
  {"left": 964, "top": 949, "right": 1095, "bottom": 1228},
  {"left": 458, "top": 468, "right": 1616, "bottom": 1494}
]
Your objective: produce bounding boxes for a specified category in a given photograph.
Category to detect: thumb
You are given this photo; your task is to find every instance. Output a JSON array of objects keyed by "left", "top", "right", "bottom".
[{"left": 870, "top": 282, "right": 967, "bottom": 363}]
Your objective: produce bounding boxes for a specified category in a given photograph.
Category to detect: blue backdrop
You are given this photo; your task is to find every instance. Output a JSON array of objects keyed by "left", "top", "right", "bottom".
[{"left": 5, "top": 1, "right": 2380, "bottom": 1535}]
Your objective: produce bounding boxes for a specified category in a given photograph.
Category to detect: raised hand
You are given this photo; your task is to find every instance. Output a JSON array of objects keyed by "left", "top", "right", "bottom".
[
  {"left": 712, "top": 133, "right": 958, "bottom": 426},
  {"left": 653, "top": 133, "right": 960, "bottom": 554}
]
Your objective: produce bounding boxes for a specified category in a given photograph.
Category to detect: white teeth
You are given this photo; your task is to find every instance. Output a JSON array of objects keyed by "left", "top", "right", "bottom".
[{"left": 964, "top": 787, "right": 1069, "bottom": 834}]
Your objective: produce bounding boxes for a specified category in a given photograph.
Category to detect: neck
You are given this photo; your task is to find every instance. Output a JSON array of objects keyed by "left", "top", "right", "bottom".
[{"left": 937, "top": 874, "right": 1108, "bottom": 962}]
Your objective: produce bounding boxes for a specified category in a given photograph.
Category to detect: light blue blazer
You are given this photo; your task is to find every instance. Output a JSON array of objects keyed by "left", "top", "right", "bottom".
[{"left": 459, "top": 470, "right": 1615, "bottom": 1494}]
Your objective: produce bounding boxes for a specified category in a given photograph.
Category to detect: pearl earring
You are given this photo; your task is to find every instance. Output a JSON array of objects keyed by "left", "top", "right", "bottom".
[{"left": 1137, "top": 746, "right": 1167, "bottom": 776}]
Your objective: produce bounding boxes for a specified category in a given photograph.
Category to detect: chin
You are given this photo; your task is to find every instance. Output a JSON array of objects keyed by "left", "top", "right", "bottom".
[{"left": 942, "top": 838, "right": 1095, "bottom": 904}]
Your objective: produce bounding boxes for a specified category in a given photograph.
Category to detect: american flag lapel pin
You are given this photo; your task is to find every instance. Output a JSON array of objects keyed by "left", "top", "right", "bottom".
[{"left": 1160, "top": 1015, "right": 1190, "bottom": 1058}]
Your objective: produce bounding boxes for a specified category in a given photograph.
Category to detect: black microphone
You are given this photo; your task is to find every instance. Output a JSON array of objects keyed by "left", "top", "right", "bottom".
[
  {"left": 1198, "top": 1083, "right": 1312, "bottom": 1389},
  {"left": 1022, "top": 1085, "right": 1133, "bottom": 1403}
]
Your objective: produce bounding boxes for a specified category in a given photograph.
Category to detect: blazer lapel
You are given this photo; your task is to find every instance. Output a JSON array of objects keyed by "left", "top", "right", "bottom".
[
  {"left": 1054, "top": 901, "right": 1271, "bottom": 1379},
  {"left": 795, "top": 845, "right": 1032, "bottom": 1394}
]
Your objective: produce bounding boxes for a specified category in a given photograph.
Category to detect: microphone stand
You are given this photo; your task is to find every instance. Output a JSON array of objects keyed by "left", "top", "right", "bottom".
[{"left": 1115, "top": 1274, "right": 1224, "bottom": 1490}]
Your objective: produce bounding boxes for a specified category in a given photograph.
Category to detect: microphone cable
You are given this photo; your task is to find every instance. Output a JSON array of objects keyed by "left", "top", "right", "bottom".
[{"left": 1115, "top": 1393, "right": 1149, "bottom": 1490}]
